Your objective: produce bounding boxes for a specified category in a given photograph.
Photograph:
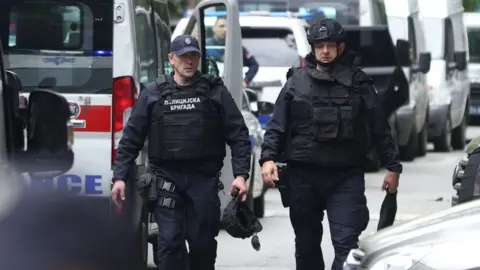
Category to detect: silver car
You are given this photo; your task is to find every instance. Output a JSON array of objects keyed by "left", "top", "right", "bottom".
[{"left": 344, "top": 199, "right": 480, "bottom": 269}]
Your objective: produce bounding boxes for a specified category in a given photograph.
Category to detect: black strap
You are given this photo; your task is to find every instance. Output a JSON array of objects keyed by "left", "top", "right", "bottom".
[
  {"left": 159, "top": 197, "right": 176, "bottom": 209},
  {"left": 157, "top": 178, "right": 176, "bottom": 192}
]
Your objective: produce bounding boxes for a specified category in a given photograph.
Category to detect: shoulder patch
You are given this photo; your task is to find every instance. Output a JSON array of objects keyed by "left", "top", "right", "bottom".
[{"left": 286, "top": 67, "right": 300, "bottom": 80}]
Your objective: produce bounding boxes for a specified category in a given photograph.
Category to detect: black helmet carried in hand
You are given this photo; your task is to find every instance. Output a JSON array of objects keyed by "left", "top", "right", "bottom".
[
  {"left": 307, "top": 18, "right": 346, "bottom": 44},
  {"left": 222, "top": 189, "right": 263, "bottom": 251}
]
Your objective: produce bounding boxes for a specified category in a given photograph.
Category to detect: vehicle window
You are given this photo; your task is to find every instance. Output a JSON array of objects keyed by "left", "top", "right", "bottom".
[
  {"left": 205, "top": 22, "right": 301, "bottom": 67},
  {"left": 242, "top": 28, "right": 301, "bottom": 67},
  {"left": 445, "top": 18, "right": 455, "bottom": 63},
  {"left": 468, "top": 28, "right": 480, "bottom": 63},
  {"left": 152, "top": 1, "right": 171, "bottom": 75},
  {"left": 422, "top": 18, "right": 444, "bottom": 60},
  {"left": 135, "top": 4, "right": 158, "bottom": 84},
  {"left": 372, "top": 0, "right": 387, "bottom": 25},
  {"left": 345, "top": 28, "right": 397, "bottom": 67},
  {"left": 1, "top": 0, "right": 113, "bottom": 94},
  {"left": 408, "top": 17, "right": 418, "bottom": 64}
]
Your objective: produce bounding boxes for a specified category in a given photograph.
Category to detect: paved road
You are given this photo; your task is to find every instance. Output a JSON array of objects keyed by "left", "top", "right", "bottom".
[{"left": 145, "top": 127, "right": 480, "bottom": 269}]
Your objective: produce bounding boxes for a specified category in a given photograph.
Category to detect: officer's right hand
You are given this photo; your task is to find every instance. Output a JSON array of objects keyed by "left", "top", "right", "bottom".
[
  {"left": 111, "top": 180, "right": 126, "bottom": 208},
  {"left": 261, "top": 161, "right": 279, "bottom": 187}
]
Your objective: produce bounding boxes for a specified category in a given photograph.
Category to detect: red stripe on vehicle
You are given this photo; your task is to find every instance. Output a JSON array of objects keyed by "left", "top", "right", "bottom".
[{"left": 73, "top": 105, "right": 111, "bottom": 132}]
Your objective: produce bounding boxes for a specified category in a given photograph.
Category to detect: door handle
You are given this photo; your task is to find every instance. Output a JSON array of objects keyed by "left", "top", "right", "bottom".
[{"left": 70, "top": 119, "right": 85, "bottom": 128}]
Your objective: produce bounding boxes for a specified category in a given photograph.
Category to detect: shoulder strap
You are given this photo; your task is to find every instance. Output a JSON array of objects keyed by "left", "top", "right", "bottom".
[
  {"left": 286, "top": 67, "right": 301, "bottom": 80},
  {"left": 144, "top": 75, "right": 174, "bottom": 99}
]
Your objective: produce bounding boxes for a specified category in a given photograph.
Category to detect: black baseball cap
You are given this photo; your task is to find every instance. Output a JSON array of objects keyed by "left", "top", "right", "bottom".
[{"left": 171, "top": 34, "right": 201, "bottom": 55}]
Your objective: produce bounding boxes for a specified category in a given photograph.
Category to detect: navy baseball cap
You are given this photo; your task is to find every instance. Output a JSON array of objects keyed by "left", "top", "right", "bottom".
[{"left": 171, "top": 34, "right": 201, "bottom": 55}]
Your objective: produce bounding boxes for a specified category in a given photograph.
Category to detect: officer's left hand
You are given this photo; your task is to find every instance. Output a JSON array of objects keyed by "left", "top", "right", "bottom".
[
  {"left": 230, "top": 176, "right": 248, "bottom": 202},
  {"left": 242, "top": 81, "right": 247, "bottom": 88},
  {"left": 382, "top": 171, "right": 399, "bottom": 193}
]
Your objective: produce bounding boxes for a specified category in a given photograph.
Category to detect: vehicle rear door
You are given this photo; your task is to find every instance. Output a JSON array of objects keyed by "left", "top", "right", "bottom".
[{"left": 1, "top": 0, "right": 114, "bottom": 196}]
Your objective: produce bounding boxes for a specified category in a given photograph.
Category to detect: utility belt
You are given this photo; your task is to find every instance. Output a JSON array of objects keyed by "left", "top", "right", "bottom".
[
  {"left": 135, "top": 173, "right": 178, "bottom": 211},
  {"left": 135, "top": 171, "right": 225, "bottom": 212}
]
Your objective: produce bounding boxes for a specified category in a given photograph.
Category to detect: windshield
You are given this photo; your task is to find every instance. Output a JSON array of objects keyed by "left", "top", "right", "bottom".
[
  {"left": 422, "top": 18, "right": 444, "bottom": 59},
  {"left": 0, "top": 0, "right": 113, "bottom": 94},
  {"left": 345, "top": 28, "right": 398, "bottom": 67},
  {"left": 205, "top": 26, "right": 301, "bottom": 67},
  {"left": 237, "top": 0, "right": 359, "bottom": 25},
  {"left": 242, "top": 28, "right": 301, "bottom": 67},
  {"left": 468, "top": 28, "right": 480, "bottom": 63}
]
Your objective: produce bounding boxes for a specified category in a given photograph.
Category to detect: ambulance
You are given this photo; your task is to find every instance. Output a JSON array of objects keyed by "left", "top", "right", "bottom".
[{"left": 1, "top": 0, "right": 250, "bottom": 267}]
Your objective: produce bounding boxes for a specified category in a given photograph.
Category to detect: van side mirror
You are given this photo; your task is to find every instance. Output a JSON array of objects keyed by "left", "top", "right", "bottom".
[
  {"left": 395, "top": 39, "right": 411, "bottom": 67},
  {"left": 17, "top": 89, "right": 74, "bottom": 178},
  {"left": 416, "top": 52, "right": 431, "bottom": 73},
  {"left": 454, "top": 51, "right": 467, "bottom": 71},
  {"left": 206, "top": 59, "right": 220, "bottom": 77}
]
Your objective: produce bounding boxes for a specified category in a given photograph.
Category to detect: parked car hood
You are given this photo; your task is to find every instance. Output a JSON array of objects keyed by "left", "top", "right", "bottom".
[{"left": 359, "top": 199, "right": 480, "bottom": 253}]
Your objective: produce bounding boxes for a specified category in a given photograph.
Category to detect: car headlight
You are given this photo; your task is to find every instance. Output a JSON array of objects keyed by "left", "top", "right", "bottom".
[{"left": 369, "top": 246, "right": 431, "bottom": 270}]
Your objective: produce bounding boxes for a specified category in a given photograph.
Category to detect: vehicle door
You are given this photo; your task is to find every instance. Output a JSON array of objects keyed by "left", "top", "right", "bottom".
[
  {"left": 1, "top": 0, "right": 114, "bottom": 196},
  {"left": 181, "top": 0, "right": 244, "bottom": 210},
  {"left": 345, "top": 25, "right": 409, "bottom": 117},
  {"left": 409, "top": 16, "right": 428, "bottom": 129},
  {"left": 446, "top": 17, "right": 463, "bottom": 124}
]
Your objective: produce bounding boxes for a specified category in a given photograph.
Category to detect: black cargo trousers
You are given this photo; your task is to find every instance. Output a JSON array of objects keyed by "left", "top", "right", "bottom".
[
  {"left": 287, "top": 163, "right": 369, "bottom": 270},
  {"left": 151, "top": 165, "right": 221, "bottom": 270}
]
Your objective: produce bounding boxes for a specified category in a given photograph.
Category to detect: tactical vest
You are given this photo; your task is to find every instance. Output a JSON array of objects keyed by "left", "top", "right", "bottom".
[
  {"left": 285, "top": 66, "right": 371, "bottom": 167},
  {"left": 148, "top": 75, "right": 225, "bottom": 161}
]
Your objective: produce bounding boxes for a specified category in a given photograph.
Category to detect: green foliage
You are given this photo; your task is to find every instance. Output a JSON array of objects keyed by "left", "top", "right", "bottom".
[
  {"left": 464, "top": 0, "right": 480, "bottom": 11},
  {"left": 168, "top": 0, "right": 188, "bottom": 18}
]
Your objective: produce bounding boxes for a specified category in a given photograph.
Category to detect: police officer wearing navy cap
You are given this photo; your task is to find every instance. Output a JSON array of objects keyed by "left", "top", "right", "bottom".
[
  {"left": 111, "top": 34, "right": 251, "bottom": 270},
  {"left": 260, "top": 19, "right": 402, "bottom": 269}
]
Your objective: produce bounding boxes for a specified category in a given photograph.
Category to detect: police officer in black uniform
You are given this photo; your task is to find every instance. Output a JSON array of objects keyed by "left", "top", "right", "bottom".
[
  {"left": 111, "top": 35, "right": 251, "bottom": 270},
  {"left": 260, "top": 19, "right": 402, "bottom": 270}
]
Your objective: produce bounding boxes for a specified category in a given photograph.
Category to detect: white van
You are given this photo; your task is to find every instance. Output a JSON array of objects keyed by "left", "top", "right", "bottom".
[
  {"left": 1, "top": 0, "right": 171, "bottom": 267},
  {"left": 384, "top": 0, "right": 431, "bottom": 160},
  {"left": 464, "top": 12, "right": 480, "bottom": 120},
  {"left": 419, "top": 0, "right": 470, "bottom": 152}
]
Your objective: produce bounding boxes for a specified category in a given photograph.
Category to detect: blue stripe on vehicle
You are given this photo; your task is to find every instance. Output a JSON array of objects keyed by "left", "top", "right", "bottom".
[{"left": 257, "top": 115, "right": 272, "bottom": 129}]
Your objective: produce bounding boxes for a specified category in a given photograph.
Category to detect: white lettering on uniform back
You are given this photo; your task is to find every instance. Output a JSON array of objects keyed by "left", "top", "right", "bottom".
[{"left": 164, "top": 97, "right": 201, "bottom": 111}]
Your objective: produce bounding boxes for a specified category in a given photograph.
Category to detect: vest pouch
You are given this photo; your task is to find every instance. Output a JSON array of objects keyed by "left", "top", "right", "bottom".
[
  {"left": 310, "top": 106, "right": 340, "bottom": 141},
  {"left": 339, "top": 106, "right": 355, "bottom": 139}
]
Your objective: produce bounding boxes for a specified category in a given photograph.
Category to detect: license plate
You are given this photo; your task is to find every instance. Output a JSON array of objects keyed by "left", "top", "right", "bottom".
[{"left": 470, "top": 106, "right": 480, "bottom": 115}]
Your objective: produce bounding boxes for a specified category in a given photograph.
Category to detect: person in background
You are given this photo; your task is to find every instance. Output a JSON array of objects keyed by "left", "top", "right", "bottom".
[{"left": 207, "top": 16, "right": 259, "bottom": 87}]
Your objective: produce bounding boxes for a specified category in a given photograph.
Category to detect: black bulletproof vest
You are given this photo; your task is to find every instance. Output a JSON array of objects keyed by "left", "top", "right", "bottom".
[
  {"left": 285, "top": 66, "right": 370, "bottom": 167},
  {"left": 148, "top": 75, "right": 225, "bottom": 161}
]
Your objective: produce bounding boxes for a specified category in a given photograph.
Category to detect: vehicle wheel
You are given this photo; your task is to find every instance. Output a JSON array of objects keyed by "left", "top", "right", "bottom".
[
  {"left": 417, "top": 120, "right": 428, "bottom": 157},
  {"left": 253, "top": 194, "right": 265, "bottom": 218},
  {"left": 152, "top": 241, "right": 158, "bottom": 267},
  {"left": 451, "top": 114, "right": 467, "bottom": 150},
  {"left": 433, "top": 117, "right": 452, "bottom": 152},
  {"left": 399, "top": 124, "right": 418, "bottom": 161}
]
